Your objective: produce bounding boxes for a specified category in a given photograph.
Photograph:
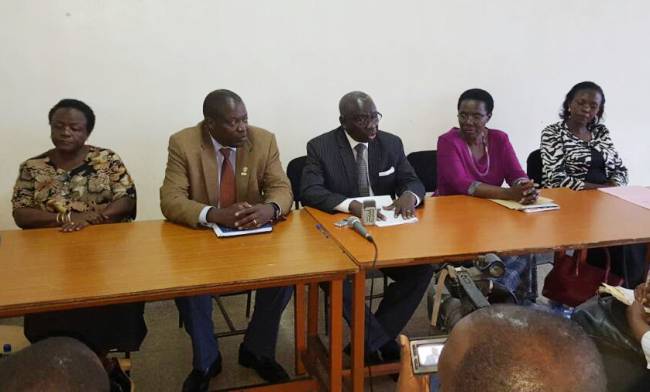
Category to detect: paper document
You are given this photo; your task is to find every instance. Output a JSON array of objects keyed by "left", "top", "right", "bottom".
[
  {"left": 375, "top": 214, "right": 418, "bottom": 227},
  {"left": 211, "top": 223, "right": 272, "bottom": 238},
  {"left": 599, "top": 283, "right": 650, "bottom": 312},
  {"left": 598, "top": 186, "right": 650, "bottom": 210},
  {"left": 599, "top": 283, "right": 635, "bottom": 305},
  {"left": 489, "top": 196, "right": 559, "bottom": 213},
  {"left": 349, "top": 195, "right": 418, "bottom": 227}
]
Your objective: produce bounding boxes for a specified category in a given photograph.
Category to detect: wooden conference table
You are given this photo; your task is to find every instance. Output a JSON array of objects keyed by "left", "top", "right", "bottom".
[
  {"left": 306, "top": 188, "right": 650, "bottom": 391},
  {"left": 0, "top": 211, "right": 357, "bottom": 391}
]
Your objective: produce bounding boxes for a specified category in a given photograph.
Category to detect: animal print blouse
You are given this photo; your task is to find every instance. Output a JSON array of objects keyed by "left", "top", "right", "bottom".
[
  {"left": 12, "top": 146, "right": 136, "bottom": 217},
  {"left": 540, "top": 121, "right": 628, "bottom": 190}
]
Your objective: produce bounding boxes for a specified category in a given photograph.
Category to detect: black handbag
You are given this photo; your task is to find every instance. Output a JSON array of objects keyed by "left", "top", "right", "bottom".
[
  {"left": 573, "top": 295, "right": 650, "bottom": 392},
  {"left": 573, "top": 295, "right": 642, "bottom": 356}
]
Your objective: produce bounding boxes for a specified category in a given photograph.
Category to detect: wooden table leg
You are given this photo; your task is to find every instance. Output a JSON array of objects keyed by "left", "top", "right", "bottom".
[
  {"left": 329, "top": 278, "right": 343, "bottom": 391},
  {"left": 307, "top": 283, "right": 319, "bottom": 338},
  {"left": 351, "top": 270, "right": 366, "bottom": 392},
  {"left": 294, "top": 283, "right": 306, "bottom": 376}
]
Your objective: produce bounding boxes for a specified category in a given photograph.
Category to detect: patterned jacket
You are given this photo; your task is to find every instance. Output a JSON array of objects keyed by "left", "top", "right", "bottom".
[
  {"left": 12, "top": 146, "right": 136, "bottom": 218},
  {"left": 540, "top": 121, "right": 628, "bottom": 190}
]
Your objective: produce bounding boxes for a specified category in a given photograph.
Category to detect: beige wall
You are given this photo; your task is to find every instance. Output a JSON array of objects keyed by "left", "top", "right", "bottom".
[{"left": 1, "top": 0, "right": 648, "bottom": 229}]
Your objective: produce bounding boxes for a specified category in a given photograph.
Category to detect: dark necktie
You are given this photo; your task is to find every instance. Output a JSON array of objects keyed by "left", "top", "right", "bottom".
[
  {"left": 219, "top": 148, "right": 236, "bottom": 208},
  {"left": 355, "top": 144, "right": 370, "bottom": 197}
]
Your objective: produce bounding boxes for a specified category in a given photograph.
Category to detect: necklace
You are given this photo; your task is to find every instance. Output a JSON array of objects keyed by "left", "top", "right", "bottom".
[{"left": 466, "top": 134, "right": 490, "bottom": 177}]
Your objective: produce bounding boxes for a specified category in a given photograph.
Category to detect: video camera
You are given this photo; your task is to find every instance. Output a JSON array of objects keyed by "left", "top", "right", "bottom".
[
  {"left": 427, "top": 254, "right": 517, "bottom": 332},
  {"left": 411, "top": 254, "right": 518, "bottom": 374}
]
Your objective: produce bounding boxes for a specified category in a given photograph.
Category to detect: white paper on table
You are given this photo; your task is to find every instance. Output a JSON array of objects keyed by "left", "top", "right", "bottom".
[
  {"left": 375, "top": 214, "right": 418, "bottom": 227},
  {"left": 598, "top": 186, "right": 650, "bottom": 210},
  {"left": 600, "top": 283, "right": 636, "bottom": 305},
  {"left": 599, "top": 283, "right": 650, "bottom": 312},
  {"left": 348, "top": 195, "right": 419, "bottom": 227}
]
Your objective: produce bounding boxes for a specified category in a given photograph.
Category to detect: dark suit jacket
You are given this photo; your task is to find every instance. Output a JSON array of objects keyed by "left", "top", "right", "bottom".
[
  {"left": 160, "top": 123, "right": 292, "bottom": 228},
  {"left": 301, "top": 126, "right": 424, "bottom": 213}
]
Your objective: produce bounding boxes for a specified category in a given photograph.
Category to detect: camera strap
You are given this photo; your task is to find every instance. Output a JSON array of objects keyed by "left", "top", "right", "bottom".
[{"left": 430, "top": 268, "right": 449, "bottom": 328}]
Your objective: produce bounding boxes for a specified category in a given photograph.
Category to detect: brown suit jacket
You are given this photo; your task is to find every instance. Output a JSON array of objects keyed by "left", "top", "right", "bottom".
[{"left": 160, "top": 123, "right": 293, "bottom": 228}]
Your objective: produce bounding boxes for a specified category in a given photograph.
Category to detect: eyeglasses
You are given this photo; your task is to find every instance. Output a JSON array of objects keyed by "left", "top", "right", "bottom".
[
  {"left": 346, "top": 112, "right": 382, "bottom": 126},
  {"left": 457, "top": 112, "right": 487, "bottom": 123}
]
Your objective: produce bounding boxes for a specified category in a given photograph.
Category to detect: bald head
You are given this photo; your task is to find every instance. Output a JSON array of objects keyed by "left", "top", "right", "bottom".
[
  {"left": 0, "top": 337, "right": 109, "bottom": 392},
  {"left": 338, "top": 91, "right": 374, "bottom": 116},
  {"left": 438, "top": 305, "right": 606, "bottom": 392},
  {"left": 338, "top": 91, "right": 380, "bottom": 142}
]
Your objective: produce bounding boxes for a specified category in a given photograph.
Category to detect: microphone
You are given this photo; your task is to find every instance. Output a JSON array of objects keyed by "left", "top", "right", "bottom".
[
  {"left": 361, "top": 199, "right": 377, "bottom": 225},
  {"left": 349, "top": 216, "right": 374, "bottom": 242}
]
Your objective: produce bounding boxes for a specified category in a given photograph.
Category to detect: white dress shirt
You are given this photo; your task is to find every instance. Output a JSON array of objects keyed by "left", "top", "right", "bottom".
[{"left": 334, "top": 130, "right": 420, "bottom": 213}]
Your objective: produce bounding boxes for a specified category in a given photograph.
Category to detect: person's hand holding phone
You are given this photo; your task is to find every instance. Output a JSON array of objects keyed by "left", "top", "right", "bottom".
[{"left": 397, "top": 335, "right": 430, "bottom": 392}]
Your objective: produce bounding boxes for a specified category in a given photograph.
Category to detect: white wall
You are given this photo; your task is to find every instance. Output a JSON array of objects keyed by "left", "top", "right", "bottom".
[{"left": 1, "top": 0, "right": 648, "bottom": 229}]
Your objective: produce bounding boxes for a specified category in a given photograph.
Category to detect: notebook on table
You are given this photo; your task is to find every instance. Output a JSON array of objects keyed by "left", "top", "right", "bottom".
[
  {"left": 211, "top": 223, "right": 272, "bottom": 237},
  {"left": 489, "top": 196, "right": 559, "bottom": 213}
]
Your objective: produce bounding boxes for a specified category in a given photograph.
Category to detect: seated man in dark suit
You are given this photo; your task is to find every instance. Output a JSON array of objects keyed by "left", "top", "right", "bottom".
[
  {"left": 160, "top": 89, "right": 294, "bottom": 392},
  {"left": 301, "top": 91, "right": 434, "bottom": 363}
]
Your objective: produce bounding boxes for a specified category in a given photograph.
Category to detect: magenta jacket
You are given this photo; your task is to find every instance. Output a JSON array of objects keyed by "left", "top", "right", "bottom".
[{"left": 436, "top": 127, "right": 527, "bottom": 196}]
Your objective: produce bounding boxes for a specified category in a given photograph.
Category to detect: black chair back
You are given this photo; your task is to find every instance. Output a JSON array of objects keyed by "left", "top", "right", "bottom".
[
  {"left": 287, "top": 156, "right": 307, "bottom": 209},
  {"left": 526, "top": 149, "right": 543, "bottom": 185},
  {"left": 407, "top": 150, "right": 437, "bottom": 193}
]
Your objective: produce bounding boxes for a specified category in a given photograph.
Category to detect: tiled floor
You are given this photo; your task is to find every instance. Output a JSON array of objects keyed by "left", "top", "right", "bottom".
[{"left": 0, "top": 259, "right": 554, "bottom": 391}]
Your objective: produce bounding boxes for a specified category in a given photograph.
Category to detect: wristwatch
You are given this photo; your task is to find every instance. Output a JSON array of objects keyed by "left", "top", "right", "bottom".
[{"left": 268, "top": 202, "right": 281, "bottom": 220}]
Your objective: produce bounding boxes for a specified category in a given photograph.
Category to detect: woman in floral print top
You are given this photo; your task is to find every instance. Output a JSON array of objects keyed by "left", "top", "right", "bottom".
[
  {"left": 12, "top": 99, "right": 136, "bottom": 231},
  {"left": 10, "top": 99, "right": 146, "bottom": 386}
]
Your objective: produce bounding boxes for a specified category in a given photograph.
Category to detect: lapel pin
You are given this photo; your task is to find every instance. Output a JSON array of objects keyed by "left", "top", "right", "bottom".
[{"left": 241, "top": 166, "right": 248, "bottom": 176}]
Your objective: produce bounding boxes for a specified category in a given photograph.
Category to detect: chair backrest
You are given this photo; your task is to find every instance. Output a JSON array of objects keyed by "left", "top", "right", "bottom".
[
  {"left": 526, "top": 149, "right": 543, "bottom": 185},
  {"left": 407, "top": 150, "right": 437, "bottom": 193},
  {"left": 287, "top": 155, "right": 307, "bottom": 209}
]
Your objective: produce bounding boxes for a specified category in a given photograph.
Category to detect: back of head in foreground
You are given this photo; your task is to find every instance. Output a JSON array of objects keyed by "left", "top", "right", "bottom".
[
  {"left": 438, "top": 304, "right": 606, "bottom": 392},
  {"left": 0, "top": 336, "right": 109, "bottom": 392}
]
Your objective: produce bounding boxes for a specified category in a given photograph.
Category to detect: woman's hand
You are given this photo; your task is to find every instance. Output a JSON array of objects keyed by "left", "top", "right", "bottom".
[
  {"left": 508, "top": 180, "right": 538, "bottom": 205},
  {"left": 72, "top": 211, "right": 107, "bottom": 225},
  {"left": 58, "top": 211, "right": 105, "bottom": 232},
  {"left": 60, "top": 219, "right": 90, "bottom": 232}
]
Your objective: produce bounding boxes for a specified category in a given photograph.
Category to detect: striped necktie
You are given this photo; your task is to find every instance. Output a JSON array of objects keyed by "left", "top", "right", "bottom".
[{"left": 355, "top": 144, "right": 370, "bottom": 197}]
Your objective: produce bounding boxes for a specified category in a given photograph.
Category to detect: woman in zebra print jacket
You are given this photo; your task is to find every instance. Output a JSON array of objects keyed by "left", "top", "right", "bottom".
[
  {"left": 540, "top": 81, "right": 628, "bottom": 190},
  {"left": 540, "top": 82, "right": 647, "bottom": 289}
]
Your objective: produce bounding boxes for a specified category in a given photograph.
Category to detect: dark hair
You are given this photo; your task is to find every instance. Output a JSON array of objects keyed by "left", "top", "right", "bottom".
[
  {"left": 560, "top": 81, "right": 605, "bottom": 125},
  {"left": 457, "top": 88, "right": 494, "bottom": 114},
  {"left": 451, "top": 305, "right": 606, "bottom": 392},
  {"left": 203, "top": 89, "right": 243, "bottom": 119},
  {"left": 48, "top": 99, "right": 96, "bottom": 134}
]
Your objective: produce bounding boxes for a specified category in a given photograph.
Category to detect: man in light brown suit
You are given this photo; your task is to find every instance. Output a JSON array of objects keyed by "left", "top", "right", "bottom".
[{"left": 160, "top": 89, "right": 293, "bottom": 392}]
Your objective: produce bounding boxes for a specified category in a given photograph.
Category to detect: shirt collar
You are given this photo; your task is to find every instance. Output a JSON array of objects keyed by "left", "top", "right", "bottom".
[
  {"left": 343, "top": 128, "right": 368, "bottom": 151},
  {"left": 210, "top": 136, "right": 236, "bottom": 154}
]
